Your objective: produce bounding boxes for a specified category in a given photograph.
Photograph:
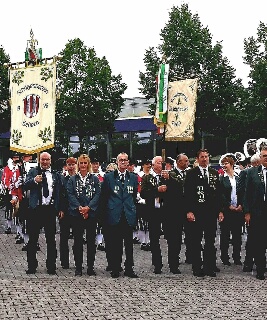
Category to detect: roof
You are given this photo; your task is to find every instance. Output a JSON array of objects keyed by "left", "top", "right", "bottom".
[
  {"left": 0, "top": 132, "right": 10, "bottom": 139},
  {"left": 114, "top": 117, "right": 157, "bottom": 132},
  {"left": 0, "top": 116, "right": 157, "bottom": 140}
]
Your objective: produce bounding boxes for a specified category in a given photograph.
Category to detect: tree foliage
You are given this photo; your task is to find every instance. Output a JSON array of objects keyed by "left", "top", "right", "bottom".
[
  {"left": 56, "top": 38, "right": 127, "bottom": 152},
  {"left": 139, "top": 4, "right": 242, "bottom": 138},
  {"left": 0, "top": 47, "right": 11, "bottom": 133},
  {"left": 243, "top": 21, "right": 267, "bottom": 138}
]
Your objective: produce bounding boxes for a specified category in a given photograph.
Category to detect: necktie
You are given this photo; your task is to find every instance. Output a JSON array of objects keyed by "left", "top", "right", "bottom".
[
  {"left": 203, "top": 168, "right": 208, "bottom": 180},
  {"left": 181, "top": 170, "right": 185, "bottom": 178},
  {"left": 120, "top": 174, "right": 125, "bottom": 184},
  {"left": 42, "top": 170, "right": 49, "bottom": 198}
]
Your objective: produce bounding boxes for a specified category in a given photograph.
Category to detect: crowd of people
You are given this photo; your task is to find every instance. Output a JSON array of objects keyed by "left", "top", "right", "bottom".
[{"left": 1, "top": 147, "right": 267, "bottom": 280}]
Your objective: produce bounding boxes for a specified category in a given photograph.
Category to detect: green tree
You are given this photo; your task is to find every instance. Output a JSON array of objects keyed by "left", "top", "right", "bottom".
[
  {"left": 56, "top": 38, "right": 127, "bottom": 153},
  {"left": 243, "top": 21, "right": 267, "bottom": 137},
  {"left": 139, "top": 4, "right": 242, "bottom": 139},
  {"left": 0, "top": 46, "right": 11, "bottom": 133}
]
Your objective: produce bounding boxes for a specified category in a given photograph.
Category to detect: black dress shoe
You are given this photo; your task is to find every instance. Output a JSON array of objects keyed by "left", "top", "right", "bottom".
[
  {"left": 140, "top": 243, "right": 147, "bottom": 251},
  {"left": 214, "top": 266, "right": 220, "bottom": 273},
  {"left": 97, "top": 244, "right": 106, "bottom": 251},
  {"left": 222, "top": 260, "right": 231, "bottom": 266},
  {"left": 154, "top": 267, "right": 162, "bottom": 274},
  {"left": 68, "top": 232, "right": 74, "bottom": 239},
  {"left": 75, "top": 269, "right": 82, "bottom": 276},
  {"left": 111, "top": 271, "right": 120, "bottom": 278},
  {"left": 256, "top": 274, "right": 265, "bottom": 280},
  {"left": 205, "top": 271, "right": 216, "bottom": 277},
  {"left": 47, "top": 269, "right": 57, "bottom": 275},
  {"left": 22, "top": 244, "right": 28, "bottom": 251},
  {"left": 87, "top": 269, "right": 96, "bottom": 276},
  {"left": 234, "top": 260, "right": 242, "bottom": 266},
  {"left": 243, "top": 265, "right": 253, "bottom": 272},
  {"left": 124, "top": 270, "right": 138, "bottom": 278},
  {"left": 133, "top": 237, "right": 141, "bottom": 244},
  {"left": 61, "top": 264, "right": 69, "bottom": 269},
  {"left": 5, "top": 227, "right": 11, "bottom": 234},
  {"left": 26, "top": 269, "right": 36, "bottom": 274},
  {"left": 170, "top": 268, "right": 181, "bottom": 274},
  {"left": 193, "top": 270, "right": 205, "bottom": 277},
  {"left": 16, "top": 237, "right": 24, "bottom": 244}
]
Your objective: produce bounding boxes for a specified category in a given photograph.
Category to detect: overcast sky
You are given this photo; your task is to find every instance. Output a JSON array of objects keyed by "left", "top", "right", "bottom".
[{"left": 1, "top": 0, "right": 266, "bottom": 97}]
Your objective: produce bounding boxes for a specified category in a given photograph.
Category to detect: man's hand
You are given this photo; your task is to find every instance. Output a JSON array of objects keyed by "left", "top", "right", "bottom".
[
  {"left": 218, "top": 212, "right": 224, "bottom": 222},
  {"left": 158, "top": 185, "right": 167, "bottom": 192},
  {"left": 187, "top": 212, "right": 195, "bottom": 222},
  {"left": 34, "top": 175, "right": 43, "bottom": 183},
  {"left": 245, "top": 213, "right": 251, "bottom": 226},
  {"left": 58, "top": 211, "right": 64, "bottom": 220}
]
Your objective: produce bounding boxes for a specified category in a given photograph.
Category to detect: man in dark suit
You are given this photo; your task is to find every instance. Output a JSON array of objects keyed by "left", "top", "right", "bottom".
[
  {"left": 101, "top": 152, "right": 138, "bottom": 278},
  {"left": 184, "top": 149, "right": 224, "bottom": 277},
  {"left": 140, "top": 155, "right": 170, "bottom": 274},
  {"left": 243, "top": 147, "right": 267, "bottom": 280},
  {"left": 162, "top": 153, "right": 190, "bottom": 274},
  {"left": 24, "top": 152, "right": 63, "bottom": 275},
  {"left": 237, "top": 154, "right": 260, "bottom": 272}
]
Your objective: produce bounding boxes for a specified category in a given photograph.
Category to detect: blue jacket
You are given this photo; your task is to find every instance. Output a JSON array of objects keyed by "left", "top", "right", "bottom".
[
  {"left": 101, "top": 170, "right": 138, "bottom": 227},
  {"left": 67, "top": 173, "right": 101, "bottom": 217},
  {"left": 24, "top": 166, "right": 62, "bottom": 212}
]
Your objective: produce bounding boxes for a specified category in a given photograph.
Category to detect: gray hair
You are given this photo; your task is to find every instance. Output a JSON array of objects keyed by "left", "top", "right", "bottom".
[
  {"left": 251, "top": 153, "right": 260, "bottom": 163},
  {"left": 152, "top": 156, "right": 162, "bottom": 165}
]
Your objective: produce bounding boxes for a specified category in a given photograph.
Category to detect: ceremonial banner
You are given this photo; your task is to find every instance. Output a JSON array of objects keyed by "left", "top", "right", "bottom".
[
  {"left": 155, "top": 63, "right": 169, "bottom": 124},
  {"left": 165, "top": 79, "right": 198, "bottom": 141},
  {"left": 9, "top": 62, "right": 56, "bottom": 154}
]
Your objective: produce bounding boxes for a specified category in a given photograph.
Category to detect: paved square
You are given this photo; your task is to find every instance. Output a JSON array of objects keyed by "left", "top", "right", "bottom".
[{"left": 0, "top": 210, "right": 266, "bottom": 319}]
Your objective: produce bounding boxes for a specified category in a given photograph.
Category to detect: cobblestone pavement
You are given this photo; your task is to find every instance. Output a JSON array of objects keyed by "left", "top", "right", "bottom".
[{"left": 0, "top": 209, "right": 267, "bottom": 320}]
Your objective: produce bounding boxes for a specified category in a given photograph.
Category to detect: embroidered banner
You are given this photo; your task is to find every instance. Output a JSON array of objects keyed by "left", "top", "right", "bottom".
[
  {"left": 9, "top": 61, "right": 56, "bottom": 154},
  {"left": 165, "top": 79, "right": 198, "bottom": 141}
]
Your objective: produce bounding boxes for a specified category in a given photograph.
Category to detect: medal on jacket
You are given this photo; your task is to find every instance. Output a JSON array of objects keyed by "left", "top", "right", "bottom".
[
  {"left": 127, "top": 186, "right": 133, "bottom": 193},
  {"left": 197, "top": 186, "right": 205, "bottom": 203}
]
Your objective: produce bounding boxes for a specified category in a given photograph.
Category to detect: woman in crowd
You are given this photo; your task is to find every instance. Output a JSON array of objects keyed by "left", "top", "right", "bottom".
[
  {"left": 219, "top": 156, "right": 243, "bottom": 266},
  {"left": 67, "top": 154, "right": 101, "bottom": 276}
]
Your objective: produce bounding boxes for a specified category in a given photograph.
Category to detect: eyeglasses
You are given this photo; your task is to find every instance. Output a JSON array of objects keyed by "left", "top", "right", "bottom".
[
  {"left": 79, "top": 162, "right": 88, "bottom": 164},
  {"left": 118, "top": 159, "right": 129, "bottom": 162}
]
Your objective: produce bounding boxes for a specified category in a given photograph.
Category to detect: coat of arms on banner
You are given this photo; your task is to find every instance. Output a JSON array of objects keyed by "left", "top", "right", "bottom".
[
  {"left": 23, "top": 94, "right": 40, "bottom": 118},
  {"left": 9, "top": 62, "right": 56, "bottom": 154}
]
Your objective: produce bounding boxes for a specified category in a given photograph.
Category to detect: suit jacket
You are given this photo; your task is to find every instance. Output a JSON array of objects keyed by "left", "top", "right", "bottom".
[
  {"left": 67, "top": 173, "right": 101, "bottom": 217},
  {"left": 140, "top": 172, "right": 169, "bottom": 211},
  {"left": 101, "top": 169, "right": 138, "bottom": 227},
  {"left": 184, "top": 166, "right": 222, "bottom": 215},
  {"left": 236, "top": 168, "right": 249, "bottom": 207},
  {"left": 164, "top": 168, "right": 187, "bottom": 216},
  {"left": 24, "top": 166, "right": 62, "bottom": 211},
  {"left": 243, "top": 166, "right": 266, "bottom": 216}
]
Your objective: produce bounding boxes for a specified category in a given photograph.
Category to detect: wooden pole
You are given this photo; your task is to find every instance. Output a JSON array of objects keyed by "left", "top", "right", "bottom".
[{"left": 162, "top": 148, "right": 166, "bottom": 170}]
